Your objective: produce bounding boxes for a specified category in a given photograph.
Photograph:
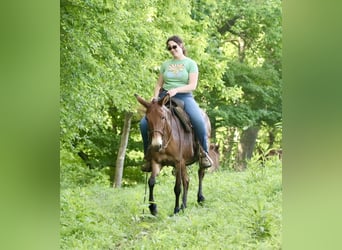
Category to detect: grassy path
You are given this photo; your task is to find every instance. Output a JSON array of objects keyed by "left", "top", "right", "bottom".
[{"left": 61, "top": 162, "right": 281, "bottom": 249}]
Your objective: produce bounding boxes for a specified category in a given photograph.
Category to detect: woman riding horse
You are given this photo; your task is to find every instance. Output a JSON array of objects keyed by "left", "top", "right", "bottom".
[{"left": 139, "top": 35, "right": 213, "bottom": 171}]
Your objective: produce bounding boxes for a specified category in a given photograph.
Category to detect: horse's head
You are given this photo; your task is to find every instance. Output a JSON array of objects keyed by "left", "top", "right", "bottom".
[{"left": 135, "top": 94, "right": 170, "bottom": 151}]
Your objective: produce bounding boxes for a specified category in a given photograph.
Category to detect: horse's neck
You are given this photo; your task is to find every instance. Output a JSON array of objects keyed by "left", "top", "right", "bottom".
[
  {"left": 166, "top": 108, "right": 179, "bottom": 128},
  {"left": 166, "top": 108, "right": 194, "bottom": 143},
  {"left": 162, "top": 107, "right": 198, "bottom": 164},
  {"left": 165, "top": 109, "right": 176, "bottom": 132}
]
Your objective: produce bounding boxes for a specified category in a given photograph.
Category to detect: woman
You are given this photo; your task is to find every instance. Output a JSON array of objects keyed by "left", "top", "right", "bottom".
[{"left": 140, "top": 35, "right": 213, "bottom": 171}]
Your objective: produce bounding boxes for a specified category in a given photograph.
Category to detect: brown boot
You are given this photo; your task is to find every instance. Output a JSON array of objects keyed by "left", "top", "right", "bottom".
[
  {"left": 141, "top": 159, "right": 152, "bottom": 172},
  {"left": 200, "top": 152, "right": 213, "bottom": 168}
]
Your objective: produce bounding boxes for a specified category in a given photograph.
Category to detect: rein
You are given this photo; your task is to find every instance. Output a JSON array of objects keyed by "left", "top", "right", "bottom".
[
  {"left": 142, "top": 172, "right": 148, "bottom": 214},
  {"left": 169, "top": 96, "right": 184, "bottom": 183},
  {"left": 162, "top": 102, "right": 173, "bottom": 149}
]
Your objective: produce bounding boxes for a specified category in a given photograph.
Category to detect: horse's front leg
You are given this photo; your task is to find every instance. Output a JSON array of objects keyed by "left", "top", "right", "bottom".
[
  {"left": 148, "top": 161, "right": 160, "bottom": 216},
  {"left": 173, "top": 162, "right": 182, "bottom": 214},
  {"left": 197, "top": 167, "right": 206, "bottom": 203}
]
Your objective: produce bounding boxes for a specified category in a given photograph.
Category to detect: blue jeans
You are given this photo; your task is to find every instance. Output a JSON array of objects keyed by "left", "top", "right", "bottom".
[{"left": 139, "top": 92, "right": 209, "bottom": 155}]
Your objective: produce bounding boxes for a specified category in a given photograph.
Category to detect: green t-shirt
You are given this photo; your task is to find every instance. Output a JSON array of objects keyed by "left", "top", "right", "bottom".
[{"left": 160, "top": 57, "right": 198, "bottom": 90}]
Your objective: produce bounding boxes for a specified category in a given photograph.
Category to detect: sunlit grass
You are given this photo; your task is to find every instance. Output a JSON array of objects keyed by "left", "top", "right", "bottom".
[{"left": 61, "top": 161, "right": 281, "bottom": 249}]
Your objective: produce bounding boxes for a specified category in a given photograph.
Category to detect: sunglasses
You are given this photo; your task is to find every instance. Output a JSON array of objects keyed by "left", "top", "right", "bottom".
[{"left": 167, "top": 45, "right": 178, "bottom": 51}]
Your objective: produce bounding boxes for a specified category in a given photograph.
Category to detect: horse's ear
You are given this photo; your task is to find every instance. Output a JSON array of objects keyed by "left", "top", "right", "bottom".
[
  {"left": 158, "top": 93, "right": 170, "bottom": 106},
  {"left": 134, "top": 94, "right": 150, "bottom": 108}
]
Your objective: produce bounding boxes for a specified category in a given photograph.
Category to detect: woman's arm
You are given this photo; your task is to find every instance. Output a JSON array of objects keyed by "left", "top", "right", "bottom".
[
  {"left": 167, "top": 72, "right": 198, "bottom": 97},
  {"left": 153, "top": 73, "right": 164, "bottom": 99}
]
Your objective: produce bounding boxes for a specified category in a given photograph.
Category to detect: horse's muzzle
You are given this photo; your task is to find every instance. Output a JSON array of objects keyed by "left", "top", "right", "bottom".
[{"left": 150, "top": 143, "right": 162, "bottom": 152}]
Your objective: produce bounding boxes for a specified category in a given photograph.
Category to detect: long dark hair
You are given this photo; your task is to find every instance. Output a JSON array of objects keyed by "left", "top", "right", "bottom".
[{"left": 166, "top": 35, "right": 187, "bottom": 56}]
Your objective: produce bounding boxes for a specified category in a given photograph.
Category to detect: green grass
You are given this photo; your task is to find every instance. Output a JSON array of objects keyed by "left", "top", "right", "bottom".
[{"left": 61, "top": 160, "right": 282, "bottom": 249}]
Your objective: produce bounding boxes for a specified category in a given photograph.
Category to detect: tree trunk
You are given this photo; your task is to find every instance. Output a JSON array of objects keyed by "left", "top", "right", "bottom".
[
  {"left": 238, "top": 37, "right": 246, "bottom": 63},
  {"left": 113, "top": 111, "right": 133, "bottom": 188},
  {"left": 223, "top": 127, "right": 237, "bottom": 168},
  {"left": 268, "top": 128, "right": 276, "bottom": 149},
  {"left": 236, "top": 126, "right": 259, "bottom": 171}
]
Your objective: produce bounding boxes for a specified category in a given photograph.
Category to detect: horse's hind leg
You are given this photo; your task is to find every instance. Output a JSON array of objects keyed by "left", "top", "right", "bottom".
[
  {"left": 197, "top": 167, "right": 206, "bottom": 203},
  {"left": 173, "top": 164, "right": 182, "bottom": 214},
  {"left": 181, "top": 164, "right": 189, "bottom": 210}
]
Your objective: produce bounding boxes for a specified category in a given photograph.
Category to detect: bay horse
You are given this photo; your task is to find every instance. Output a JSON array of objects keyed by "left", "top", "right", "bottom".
[{"left": 135, "top": 93, "right": 212, "bottom": 215}]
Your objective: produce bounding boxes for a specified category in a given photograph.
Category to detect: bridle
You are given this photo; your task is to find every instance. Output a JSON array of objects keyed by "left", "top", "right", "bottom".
[
  {"left": 151, "top": 129, "right": 164, "bottom": 137},
  {"left": 148, "top": 100, "right": 175, "bottom": 150}
]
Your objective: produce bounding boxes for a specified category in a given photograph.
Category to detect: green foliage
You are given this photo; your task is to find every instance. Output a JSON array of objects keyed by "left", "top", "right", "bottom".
[
  {"left": 223, "top": 61, "right": 282, "bottom": 127},
  {"left": 60, "top": 149, "right": 111, "bottom": 189},
  {"left": 198, "top": 0, "right": 282, "bottom": 126},
  {"left": 60, "top": 161, "right": 281, "bottom": 249},
  {"left": 60, "top": 1, "right": 282, "bottom": 246},
  {"left": 60, "top": 0, "right": 282, "bottom": 193},
  {"left": 192, "top": 0, "right": 282, "bottom": 168}
]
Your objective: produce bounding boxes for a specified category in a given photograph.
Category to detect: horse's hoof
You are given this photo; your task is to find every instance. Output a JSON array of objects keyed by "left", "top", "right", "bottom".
[
  {"left": 197, "top": 195, "right": 205, "bottom": 203},
  {"left": 174, "top": 207, "right": 180, "bottom": 214},
  {"left": 149, "top": 204, "right": 158, "bottom": 216}
]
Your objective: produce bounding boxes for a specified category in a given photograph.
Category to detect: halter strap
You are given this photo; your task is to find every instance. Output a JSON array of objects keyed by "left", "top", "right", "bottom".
[
  {"left": 151, "top": 130, "right": 164, "bottom": 136},
  {"left": 148, "top": 97, "right": 177, "bottom": 150}
]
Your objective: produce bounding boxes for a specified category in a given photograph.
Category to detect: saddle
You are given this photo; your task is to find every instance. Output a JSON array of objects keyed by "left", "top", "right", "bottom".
[{"left": 165, "top": 98, "right": 192, "bottom": 133}]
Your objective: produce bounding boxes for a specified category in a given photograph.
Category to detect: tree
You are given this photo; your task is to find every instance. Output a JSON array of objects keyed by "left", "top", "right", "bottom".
[
  {"left": 191, "top": 0, "right": 282, "bottom": 170},
  {"left": 60, "top": 0, "right": 225, "bottom": 185},
  {"left": 114, "top": 112, "right": 133, "bottom": 188},
  {"left": 60, "top": 0, "right": 282, "bottom": 188},
  {"left": 60, "top": 0, "right": 162, "bottom": 185}
]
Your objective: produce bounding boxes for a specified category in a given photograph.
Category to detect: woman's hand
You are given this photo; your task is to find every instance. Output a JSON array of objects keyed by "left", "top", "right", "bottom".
[
  {"left": 167, "top": 89, "right": 177, "bottom": 97},
  {"left": 151, "top": 97, "right": 158, "bottom": 102}
]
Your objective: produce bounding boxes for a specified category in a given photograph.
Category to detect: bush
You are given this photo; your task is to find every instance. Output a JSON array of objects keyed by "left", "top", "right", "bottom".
[{"left": 60, "top": 149, "right": 110, "bottom": 189}]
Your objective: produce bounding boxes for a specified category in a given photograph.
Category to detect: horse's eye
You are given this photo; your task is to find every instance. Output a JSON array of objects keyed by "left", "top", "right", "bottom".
[{"left": 161, "top": 116, "right": 166, "bottom": 120}]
